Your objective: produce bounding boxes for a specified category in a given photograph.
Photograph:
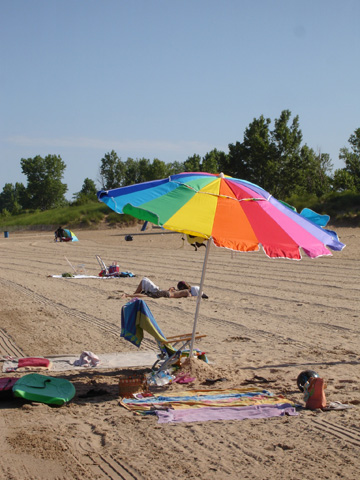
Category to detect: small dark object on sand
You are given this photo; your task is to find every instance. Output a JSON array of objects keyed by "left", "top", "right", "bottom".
[{"left": 79, "top": 388, "right": 110, "bottom": 398}]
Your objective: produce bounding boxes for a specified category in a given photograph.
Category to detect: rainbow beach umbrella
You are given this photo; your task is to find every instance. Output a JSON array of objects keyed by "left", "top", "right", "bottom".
[{"left": 97, "top": 172, "right": 345, "bottom": 353}]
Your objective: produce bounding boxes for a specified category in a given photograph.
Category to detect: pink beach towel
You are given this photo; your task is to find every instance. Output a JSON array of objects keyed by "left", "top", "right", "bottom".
[{"left": 18, "top": 358, "right": 51, "bottom": 369}]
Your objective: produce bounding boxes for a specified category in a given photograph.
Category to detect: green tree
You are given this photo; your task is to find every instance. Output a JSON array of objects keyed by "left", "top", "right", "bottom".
[
  {"left": 0, "top": 182, "right": 26, "bottom": 213},
  {"left": 227, "top": 115, "right": 274, "bottom": 189},
  {"left": 20, "top": 155, "right": 67, "bottom": 210},
  {"left": 183, "top": 154, "right": 201, "bottom": 172},
  {"left": 123, "top": 157, "right": 140, "bottom": 185},
  {"left": 332, "top": 168, "right": 356, "bottom": 192},
  {"left": 202, "top": 149, "right": 228, "bottom": 173},
  {"left": 227, "top": 110, "right": 328, "bottom": 198},
  {"left": 99, "top": 150, "right": 125, "bottom": 189},
  {"left": 73, "top": 178, "right": 98, "bottom": 204},
  {"left": 137, "top": 158, "right": 151, "bottom": 183},
  {"left": 166, "top": 161, "right": 186, "bottom": 175},
  {"left": 338, "top": 128, "right": 360, "bottom": 191},
  {"left": 270, "top": 110, "right": 304, "bottom": 198},
  {"left": 300, "top": 147, "right": 332, "bottom": 197},
  {"left": 146, "top": 159, "right": 169, "bottom": 181}
]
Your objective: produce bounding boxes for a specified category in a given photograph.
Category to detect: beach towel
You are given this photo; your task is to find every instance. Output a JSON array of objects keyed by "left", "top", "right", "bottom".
[
  {"left": 156, "top": 404, "right": 298, "bottom": 423},
  {"left": 121, "top": 298, "right": 167, "bottom": 347},
  {"left": 2, "top": 357, "right": 52, "bottom": 372},
  {"left": 50, "top": 273, "right": 135, "bottom": 279},
  {"left": 120, "top": 387, "right": 298, "bottom": 420},
  {"left": 18, "top": 358, "right": 52, "bottom": 369}
]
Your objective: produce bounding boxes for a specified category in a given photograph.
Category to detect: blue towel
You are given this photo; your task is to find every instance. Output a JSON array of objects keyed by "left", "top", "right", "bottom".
[
  {"left": 122, "top": 390, "right": 273, "bottom": 405},
  {"left": 121, "top": 299, "right": 167, "bottom": 347}
]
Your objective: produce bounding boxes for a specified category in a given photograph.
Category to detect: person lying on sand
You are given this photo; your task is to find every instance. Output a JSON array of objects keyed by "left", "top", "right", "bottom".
[
  {"left": 177, "top": 280, "right": 208, "bottom": 298},
  {"left": 122, "top": 277, "right": 208, "bottom": 299}
]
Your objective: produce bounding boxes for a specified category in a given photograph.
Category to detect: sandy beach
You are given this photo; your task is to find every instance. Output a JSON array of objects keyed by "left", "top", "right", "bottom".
[{"left": 0, "top": 224, "right": 359, "bottom": 479}]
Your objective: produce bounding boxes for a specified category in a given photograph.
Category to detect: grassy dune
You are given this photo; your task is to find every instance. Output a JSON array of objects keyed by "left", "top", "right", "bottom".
[
  {"left": 0, "top": 201, "right": 137, "bottom": 232},
  {"left": 0, "top": 192, "right": 359, "bottom": 232}
]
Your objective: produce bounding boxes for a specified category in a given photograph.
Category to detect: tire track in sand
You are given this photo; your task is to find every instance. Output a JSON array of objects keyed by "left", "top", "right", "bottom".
[
  {"left": 0, "top": 278, "right": 157, "bottom": 353},
  {"left": 0, "top": 328, "right": 24, "bottom": 357},
  {"left": 310, "top": 417, "right": 360, "bottom": 448},
  {"left": 87, "top": 453, "right": 144, "bottom": 480},
  {"left": 68, "top": 423, "right": 145, "bottom": 479}
]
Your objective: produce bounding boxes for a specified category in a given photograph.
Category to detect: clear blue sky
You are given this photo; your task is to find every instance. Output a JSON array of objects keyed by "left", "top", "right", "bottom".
[{"left": 1, "top": 0, "right": 359, "bottom": 200}]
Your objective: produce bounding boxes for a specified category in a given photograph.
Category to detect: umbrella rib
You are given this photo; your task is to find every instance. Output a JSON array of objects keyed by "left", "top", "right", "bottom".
[
  {"left": 200, "top": 191, "right": 267, "bottom": 202},
  {"left": 171, "top": 180, "right": 268, "bottom": 202}
]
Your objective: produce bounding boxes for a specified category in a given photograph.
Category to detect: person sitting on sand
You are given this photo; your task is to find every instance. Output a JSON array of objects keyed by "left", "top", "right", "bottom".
[{"left": 54, "top": 226, "right": 65, "bottom": 242}]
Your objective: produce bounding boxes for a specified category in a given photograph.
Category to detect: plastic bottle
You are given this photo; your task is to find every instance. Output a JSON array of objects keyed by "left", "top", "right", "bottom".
[{"left": 146, "top": 372, "right": 157, "bottom": 386}]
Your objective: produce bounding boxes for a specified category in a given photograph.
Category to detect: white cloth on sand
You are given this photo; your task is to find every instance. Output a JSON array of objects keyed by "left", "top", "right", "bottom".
[
  {"left": 141, "top": 277, "right": 160, "bottom": 294},
  {"left": 73, "top": 351, "right": 100, "bottom": 367}
]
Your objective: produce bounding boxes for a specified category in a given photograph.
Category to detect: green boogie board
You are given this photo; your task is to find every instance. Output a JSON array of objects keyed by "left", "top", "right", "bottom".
[{"left": 13, "top": 373, "right": 75, "bottom": 406}]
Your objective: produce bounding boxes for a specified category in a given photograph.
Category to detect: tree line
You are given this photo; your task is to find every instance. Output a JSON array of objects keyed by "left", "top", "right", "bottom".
[{"left": 1, "top": 110, "right": 359, "bottom": 215}]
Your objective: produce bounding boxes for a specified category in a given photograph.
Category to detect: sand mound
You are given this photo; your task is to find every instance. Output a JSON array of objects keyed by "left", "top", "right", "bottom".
[{"left": 178, "top": 357, "right": 213, "bottom": 382}]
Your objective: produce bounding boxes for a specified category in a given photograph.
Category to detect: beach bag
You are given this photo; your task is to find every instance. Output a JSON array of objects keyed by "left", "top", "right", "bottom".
[
  {"left": 120, "top": 271, "right": 135, "bottom": 277},
  {"left": 108, "top": 263, "right": 120, "bottom": 274},
  {"left": 118, "top": 374, "right": 148, "bottom": 398},
  {"left": 304, "top": 377, "right": 327, "bottom": 410}
]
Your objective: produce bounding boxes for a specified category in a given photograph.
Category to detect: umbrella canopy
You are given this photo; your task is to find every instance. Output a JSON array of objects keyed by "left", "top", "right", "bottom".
[
  {"left": 63, "top": 229, "right": 79, "bottom": 242},
  {"left": 97, "top": 172, "right": 344, "bottom": 259},
  {"left": 97, "top": 172, "right": 345, "bottom": 355}
]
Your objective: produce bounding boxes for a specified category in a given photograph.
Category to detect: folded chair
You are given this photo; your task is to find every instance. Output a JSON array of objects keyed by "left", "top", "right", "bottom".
[
  {"left": 120, "top": 298, "right": 206, "bottom": 372},
  {"left": 153, "top": 332, "right": 207, "bottom": 372},
  {"left": 95, "top": 255, "right": 108, "bottom": 275},
  {"left": 64, "top": 256, "right": 87, "bottom": 275}
]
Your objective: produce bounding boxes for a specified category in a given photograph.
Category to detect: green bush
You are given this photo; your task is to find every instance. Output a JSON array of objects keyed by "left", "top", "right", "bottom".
[
  {"left": 106, "top": 212, "right": 138, "bottom": 226},
  {"left": 284, "top": 193, "right": 319, "bottom": 213}
]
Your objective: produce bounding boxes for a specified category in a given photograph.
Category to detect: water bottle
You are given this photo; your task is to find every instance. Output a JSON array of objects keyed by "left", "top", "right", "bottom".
[{"left": 146, "top": 372, "right": 157, "bottom": 386}]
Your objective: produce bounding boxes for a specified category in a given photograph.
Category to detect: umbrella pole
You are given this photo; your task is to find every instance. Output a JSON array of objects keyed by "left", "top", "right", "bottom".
[{"left": 189, "top": 238, "right": 211, "bottom": 357}]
